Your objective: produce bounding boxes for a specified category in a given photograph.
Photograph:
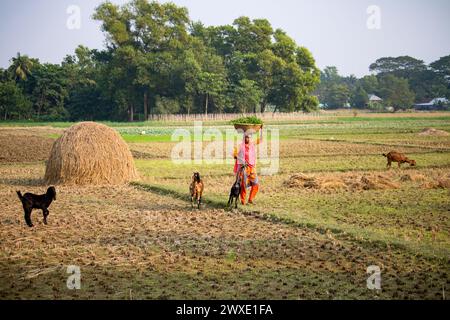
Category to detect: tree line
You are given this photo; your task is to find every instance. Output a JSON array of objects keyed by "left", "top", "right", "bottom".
[
  {"left": 0, "top": 0, "right": 320, "bottom": 122},
  {"left": 316, "top": 56, "right": 450, "bottom": 111},
  {"left": 1, "top": 0, "right": 449, "bottom": 122}
]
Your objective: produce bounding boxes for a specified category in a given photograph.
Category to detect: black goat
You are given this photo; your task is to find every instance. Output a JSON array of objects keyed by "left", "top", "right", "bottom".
[
  {"left": 17, "top": 187, "right": 56, "bottom": 227},
  {"left": 228, "top": 165, "right": 246, "bottom": 209}
]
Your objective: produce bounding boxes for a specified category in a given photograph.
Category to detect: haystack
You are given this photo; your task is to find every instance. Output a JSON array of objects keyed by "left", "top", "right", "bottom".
[{"left": 44, "top": 122, "right": 138, "bottom": 185}]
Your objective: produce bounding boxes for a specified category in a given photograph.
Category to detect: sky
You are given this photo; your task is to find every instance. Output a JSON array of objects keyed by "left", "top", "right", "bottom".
[{"left": 0, "top": 0, "right": 449, "bottom": 77}]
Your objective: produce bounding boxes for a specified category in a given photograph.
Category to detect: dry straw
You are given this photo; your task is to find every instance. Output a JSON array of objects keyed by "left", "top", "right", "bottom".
[{"left": 44, "top": 122, "right": 138, "bottom": 185}]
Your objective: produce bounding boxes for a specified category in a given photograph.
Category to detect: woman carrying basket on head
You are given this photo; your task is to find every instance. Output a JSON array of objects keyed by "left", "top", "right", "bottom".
[{"left": 233, "top": 128, "right": 263, "bottom": 205}]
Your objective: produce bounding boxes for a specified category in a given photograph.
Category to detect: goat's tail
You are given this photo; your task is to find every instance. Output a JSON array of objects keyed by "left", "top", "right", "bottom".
[
  {"left": 382, "top": 153, "right": 387, "bottom": 157},
  {"left": 16, "top": 191, "right": 24, "bottom": 201}
]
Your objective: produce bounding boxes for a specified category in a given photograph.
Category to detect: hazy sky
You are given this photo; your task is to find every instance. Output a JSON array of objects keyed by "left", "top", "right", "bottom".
[{"left": 1, "top": 0, "right": 449, "bottom": 77}]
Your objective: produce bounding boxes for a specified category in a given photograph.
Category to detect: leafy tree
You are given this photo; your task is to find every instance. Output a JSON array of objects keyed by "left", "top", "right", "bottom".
[
  {"left": 351, "top": 86, "right": 369, "bottom": 108},
  {"left": 295, "top": 47, "right": 321, "bottom": 111},
  {"left": 192, "top": 23, "right": 236, "bottom": 63},
  {"left": 272, "top": 29, "right": 296, "bottom": 63},
  {"left": 323, "top": 83, "right": 350, "bottom": 109},
  {"left": 368, "top": 56, "right": 446, "bottom": 102},
  {"left": 178, "top": 37, "right": 228, "bottom": 115},
  {"left": 321, "top": 66, "right": 341, "bottom": 84},
  {"left": 0, "top": 81, "right": 32, "bottom": 120},
  {"left": 0, "top": 68, "right": 6, "bottom": 81},
  {"left": 298, "top": 95, "right": 319, "bottom": 113},
  {"left": 378, "top": 75, "right": 415, "bottom": 111},
  {"left": 315, "top": 66, "right": 350, "bottom": 109},
  {"left": 429, "top": 55, "right": 450, "bottom": 99},
  {"left": 430, "top": 55, "right": 450, "bottom": 80},
  {"left": 254, "top": 50, "right": 280, "bottom": 112},
  {"left": 231, "top": 79, "right": 262, "bottom": 113},
  {"left": 30, "top": 64, "right": 68, "bottom": 120},
  {"left": 359, "top": 75, "right": 379, "bottom": 95},
  {"left": 271, "top": 61, "right": 304, "bottom": 112},
  {"left": 195, "top": 72, "right": 226, "bottom": 115},
  {"left": 62, "top": 46, "right": 113, "bottom": 121},
  {"left": 369, "top": 56, "right": 426, "bottom": 77},
  {"left": 232, "top": 17, "right": 273, "bottom": 54},
  {"left": 154, "top": 96, "right": 180, "bottom": 114},
  {"left": 94, "top": 0, "right": 191, "bottom": 121},
  {"left": 195, "top": 16, "right": 319, "bottom": 113}
]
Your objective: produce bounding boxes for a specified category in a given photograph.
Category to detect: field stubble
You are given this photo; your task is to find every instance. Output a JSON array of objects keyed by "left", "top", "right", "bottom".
[{"left": 0, "top": 119, "right": 449, "bottom": 299}]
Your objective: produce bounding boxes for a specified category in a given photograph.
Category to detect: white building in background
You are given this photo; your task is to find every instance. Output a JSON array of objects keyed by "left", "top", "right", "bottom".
[{"left": 415, "top": 98, "right": 449, "bottom": 110}]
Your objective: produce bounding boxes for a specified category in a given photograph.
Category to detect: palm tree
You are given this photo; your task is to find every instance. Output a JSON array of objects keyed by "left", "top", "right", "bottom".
[{"left": 8, "top": 53, "right": 34, "bottom": 81}]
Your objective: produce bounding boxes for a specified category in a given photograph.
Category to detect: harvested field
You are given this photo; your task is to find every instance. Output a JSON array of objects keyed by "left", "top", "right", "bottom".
[
  {"left": 130, "top": 143, "right": 176, "bottom": 159},
  {"left": 0, "top": 166, "right": 447, "bottom": 299},
  {"left": 0, "top": 135, "right": 54, "bottom": 163},
  {"left": 1, "top": 115, "right": 449, "bottom": 300}
]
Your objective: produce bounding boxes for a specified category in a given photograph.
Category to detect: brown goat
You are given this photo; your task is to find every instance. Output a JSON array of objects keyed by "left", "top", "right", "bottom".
[
  {"left": 383, "top": 151, "right": 416, "bottom": 168},
  {"left": 189, "top": 172, "right": 204, "bottom": 209}
]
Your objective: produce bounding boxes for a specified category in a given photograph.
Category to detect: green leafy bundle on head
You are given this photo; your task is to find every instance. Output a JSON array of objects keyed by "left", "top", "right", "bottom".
[{"left": 230, "top": 116, "right": 263, "bottom": 125}]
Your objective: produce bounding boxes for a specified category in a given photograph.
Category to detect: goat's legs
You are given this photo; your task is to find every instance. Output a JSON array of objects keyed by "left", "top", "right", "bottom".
[
  {"left": 197, "top": 196, "right": 202, "bottom": 209},
  {"left": 24, "top": 208, "right": 33, "bottom": 227},
  {"left": 43, "top": 209, "right": 49, "bottom": 225},
  {"left": 228, "top": 194, "right": 233, "bottom": 207}
]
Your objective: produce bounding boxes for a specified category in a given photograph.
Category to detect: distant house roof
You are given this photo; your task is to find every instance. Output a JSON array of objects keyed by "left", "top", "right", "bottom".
[{"left": 368, "top": 94, "right": 383, "bottom": 102}]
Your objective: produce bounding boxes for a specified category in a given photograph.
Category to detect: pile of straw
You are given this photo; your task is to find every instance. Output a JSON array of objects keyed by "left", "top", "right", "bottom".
[
  {"left": 418, "top": 128, "right": 449, "bottom": 136},
  {"left": 44, "top": 122, "right": 138, "bottom": 185},
  {"left": 286, "top": 173, "right": 400, "bottom": 191},
  {"left": 359, "top": 175, "right": 400, "bottom": 190}
]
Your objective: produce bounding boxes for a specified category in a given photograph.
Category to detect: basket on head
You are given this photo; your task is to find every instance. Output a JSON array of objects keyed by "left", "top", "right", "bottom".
[
  {"left": 44, "top": 122, "right": 138, "bottom": 185},
  {"left": 233, "top": 124, "right": 263, "bottom": 134}
]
